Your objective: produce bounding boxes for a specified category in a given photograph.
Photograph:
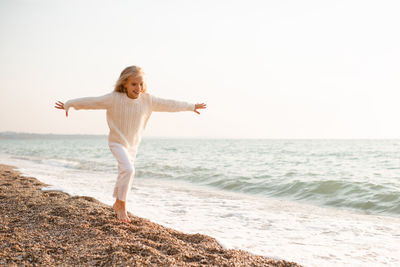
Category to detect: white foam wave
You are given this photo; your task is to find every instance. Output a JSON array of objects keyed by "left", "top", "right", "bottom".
[{"left": 41, "top": 158, "right": 81, "bottom": 169}]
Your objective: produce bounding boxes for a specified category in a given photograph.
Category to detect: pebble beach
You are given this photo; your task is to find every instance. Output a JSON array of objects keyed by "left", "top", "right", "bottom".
[{"left": 0, "top": 164, "right": 302, "bottom": 266}]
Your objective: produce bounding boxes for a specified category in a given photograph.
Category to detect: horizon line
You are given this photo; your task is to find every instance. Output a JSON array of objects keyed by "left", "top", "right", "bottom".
[{"left": 0, "top": 131, "right": 399, "bottom": 140}]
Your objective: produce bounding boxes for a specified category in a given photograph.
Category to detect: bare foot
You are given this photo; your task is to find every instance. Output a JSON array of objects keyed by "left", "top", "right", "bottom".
[{"left": 113, "top": 199, "right": 131, "bottom": 223}]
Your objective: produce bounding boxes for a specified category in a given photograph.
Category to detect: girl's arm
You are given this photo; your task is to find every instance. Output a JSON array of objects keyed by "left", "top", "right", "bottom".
[
  {"left": 150, "top": 95, "right": 207, "bottom": 114},
  {"left": 55, "top": 93, "right": 113, "bottom": 117}
]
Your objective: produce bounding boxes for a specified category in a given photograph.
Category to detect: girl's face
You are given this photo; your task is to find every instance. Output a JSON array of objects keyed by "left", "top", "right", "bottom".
[{"left": 124, "top": 75, "right": 144, "bottom": 99}]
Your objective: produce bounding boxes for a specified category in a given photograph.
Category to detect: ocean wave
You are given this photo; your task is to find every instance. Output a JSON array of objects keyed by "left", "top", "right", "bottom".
[
  {"left": 206, "top": 178, "right": 400, "bottom": 216},
  {"left": 133, "top": 159, "right": 400, "bottom": 216}
]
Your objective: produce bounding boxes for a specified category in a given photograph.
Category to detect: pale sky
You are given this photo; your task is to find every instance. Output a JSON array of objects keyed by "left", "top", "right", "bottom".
[{"left": 1, "top": 0, "right": 399, "bottom": 138}]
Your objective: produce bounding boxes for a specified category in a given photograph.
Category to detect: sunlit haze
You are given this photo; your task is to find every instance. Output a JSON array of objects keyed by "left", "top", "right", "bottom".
[{"left": 1, "top": 0, "right": 399, "bottom": 138}]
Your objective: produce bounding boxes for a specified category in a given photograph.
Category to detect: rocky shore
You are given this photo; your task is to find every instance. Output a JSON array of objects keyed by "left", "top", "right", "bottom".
[{"left": 0, "top": 164, "right": 303, "bottom": 266}]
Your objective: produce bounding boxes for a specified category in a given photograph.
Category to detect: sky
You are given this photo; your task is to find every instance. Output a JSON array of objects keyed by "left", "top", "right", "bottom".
[{"left": 0, "top": 0, "right": 399, "bottom": 138}]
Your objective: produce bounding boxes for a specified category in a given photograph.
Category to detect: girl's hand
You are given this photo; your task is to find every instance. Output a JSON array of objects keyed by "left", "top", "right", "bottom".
[
  {"left": 194, "top": 103, "right": 207, "bottom": 115},
  {"left": 55, "top": 101, "right": 68, "bottom": 117}
]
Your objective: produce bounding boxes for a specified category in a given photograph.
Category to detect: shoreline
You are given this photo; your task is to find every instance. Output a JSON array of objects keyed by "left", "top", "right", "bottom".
[{"left": 0, "top": 164, "right": 302, "bottom": 266}]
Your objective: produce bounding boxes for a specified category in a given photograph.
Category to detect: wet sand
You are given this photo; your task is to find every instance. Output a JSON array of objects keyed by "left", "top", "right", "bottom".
[{"left": 0, "top": 164, "right": 303, "bottom": 266}]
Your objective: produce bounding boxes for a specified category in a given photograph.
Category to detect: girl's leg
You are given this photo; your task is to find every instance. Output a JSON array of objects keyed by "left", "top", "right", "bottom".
[
  {"left": 109, "top": 143, "right": 137, "bottom": 222},
  {"left": 109, "top": 143, "right": 135, "bottom": 202}
]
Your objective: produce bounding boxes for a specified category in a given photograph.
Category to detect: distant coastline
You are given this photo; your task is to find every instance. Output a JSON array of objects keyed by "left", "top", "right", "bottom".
[
  {"left": 0, "top": 132, "right": 107, "bottom": 140},
  {"left": 1, "top": 132, "right": 399, "bottom": 141}
]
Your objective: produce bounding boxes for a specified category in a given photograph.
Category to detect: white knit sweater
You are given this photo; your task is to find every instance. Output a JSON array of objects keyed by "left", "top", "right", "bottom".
[{"left": 64, "top": 92, "right": 195, "bottom": 149}]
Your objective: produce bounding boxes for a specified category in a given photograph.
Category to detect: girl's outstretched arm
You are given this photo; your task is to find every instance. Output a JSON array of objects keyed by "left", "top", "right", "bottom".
[
  {"left": 151, "top": 95, "right": 206, "bottom": 114},
  {"left": 54, "top": 93, "right": 113, "bottom": 117}
]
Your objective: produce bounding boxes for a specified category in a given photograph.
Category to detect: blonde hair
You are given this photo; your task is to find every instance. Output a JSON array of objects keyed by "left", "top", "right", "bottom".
[{"left": 114, "top": 65, "right": 147, "bottom": 94}]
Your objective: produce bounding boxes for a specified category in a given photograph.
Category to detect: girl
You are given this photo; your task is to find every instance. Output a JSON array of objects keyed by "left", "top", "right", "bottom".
[{"left": 55, "top": 66, "right": 206, "bottom": 222}]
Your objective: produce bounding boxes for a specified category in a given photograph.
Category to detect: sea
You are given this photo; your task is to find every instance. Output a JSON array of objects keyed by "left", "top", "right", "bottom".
[{"left": 0, "top": 133, "right": 399, "bottom": 266}]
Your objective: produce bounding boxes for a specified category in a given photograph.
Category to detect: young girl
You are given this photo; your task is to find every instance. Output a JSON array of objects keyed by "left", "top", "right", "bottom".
[{"left": 55, "top": 66, "right": 206, "bottom": 222}]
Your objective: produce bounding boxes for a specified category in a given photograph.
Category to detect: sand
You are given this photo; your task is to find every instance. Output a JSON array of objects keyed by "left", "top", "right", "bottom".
[{"left": 0, "top": 164, "right": 303, "bottom": 266}]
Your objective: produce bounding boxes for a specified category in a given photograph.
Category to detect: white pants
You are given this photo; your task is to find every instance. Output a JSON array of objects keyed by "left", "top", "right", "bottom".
[{"left": 109, "top": 142, "right": 138, "bottom": 202}]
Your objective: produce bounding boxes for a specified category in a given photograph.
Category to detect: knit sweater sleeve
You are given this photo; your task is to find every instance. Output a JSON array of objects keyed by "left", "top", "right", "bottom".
[
  {"left": 150, "top": 94, "right": 195, "bottom": 112},
  {"left": 64, "top": 93, "right": 113, "bottom": 112}
]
